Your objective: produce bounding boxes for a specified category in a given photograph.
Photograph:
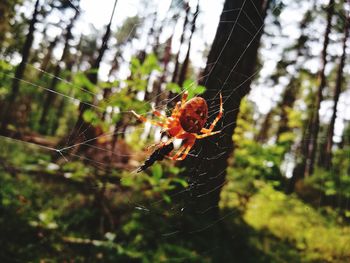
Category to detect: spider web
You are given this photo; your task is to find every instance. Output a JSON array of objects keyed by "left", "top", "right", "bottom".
[{"left": 1, "top": 0, "right": 350, "bottom": 261}]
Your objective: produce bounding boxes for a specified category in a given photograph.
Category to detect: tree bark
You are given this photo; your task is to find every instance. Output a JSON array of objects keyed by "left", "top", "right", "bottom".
[
  {"left": 280, "top": 5, "right": 315, "bottom": 193},
  {"left": 1, "top": 0, "right": 40, "bottom": 133},
  {"left": 276, "top": 78, "right": 300, "bottom": 140},
  {"left": 287, "top": 107, "right": 314, "bottom": 194},
  {"left": 155, "top": 36, "right": 172, "bottom": 107},
  {"left": 51, "top": 58, "right": 76, "bottom": 135},
  {"left": 39, "top": 36, "right": 59, "bottom": 78},
  {"left": 256, "top": 109, "right": 274, "bottom": 143},
  {"left": 257, "top": 6, "right": 312, "bottom": 144},
  {"left": 183, "top": 0, "right": 269, "bottom": 219},
  {"left": 39, "top": 11, "right": 79, "bottom": 132},
  {"left": 171, "top": 2, "right": 190, "bottom": 84},
  {"left": 69, "top": 0, "right": 118, "bottom": 149},
  {"left": 177, "top": 0, "right": 199, "bottom": 87},
  {"left": 304, "top": 0, "right": 334, "bottom": 177},
  {"left": 321, "top": 13, "right": 349, "bottom": 169}
]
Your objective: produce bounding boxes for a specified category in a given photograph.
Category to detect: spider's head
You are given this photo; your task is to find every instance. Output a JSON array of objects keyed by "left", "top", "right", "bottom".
[{"left": 179, "top": 97, "right": 208, "bottom": 133}]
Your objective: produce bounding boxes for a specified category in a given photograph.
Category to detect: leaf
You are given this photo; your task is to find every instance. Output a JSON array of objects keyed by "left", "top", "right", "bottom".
[
  {"left": 83, "top": 109, "right": 99, "bottom": 124},
  {"left": 183, "top": 79, "right": 206, "bottom": 99},
  {"left": 152, "top": 164, "right": 163, "bottom": 181},
  {"left": 171, "top": 178, "right": 188, "bottom": 188},
  {"left": 166, "top": 83, "right": 182, "bottom": 94},
  {"left": 162, "top": 194, "right": 171, "bottom": 203}
]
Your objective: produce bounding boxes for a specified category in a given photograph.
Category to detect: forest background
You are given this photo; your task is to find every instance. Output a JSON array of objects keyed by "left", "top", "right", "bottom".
[{"left": 1, "top": 0, "right": 350, "bottom": 262}]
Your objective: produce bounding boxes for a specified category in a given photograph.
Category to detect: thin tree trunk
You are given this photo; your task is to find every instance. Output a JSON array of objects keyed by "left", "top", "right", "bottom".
[
  {"left": 339, "top": 121, "right": 350, "bottom": 149},
  {"left": 39, "top": 11, "right": 79, "bottom": 132},
  {"left": 155, "top": 36, "right": 172, "bottom": 106},
  {"left": 183, "top": 0, "right": 269, "bottom": 219},
  {"left": 39, "top": 36, "right": 59, "bottom": 78},
  {"left": 142, "top": 13, "right": 158, "bottom": 101},
  {"left": 304, "top": 0, "right": 334, "bottom": 177},
  {"left": 286, "top": 116, "right": 313, "bottom": 194},
  {"left": 256, "top": 109, "right": 274, "bottom": 143},
  {"left": 177, "top": 0, "right": 199, "bottom": 87},
  {"left": 281, "top": 4, "right": 315, "bottom": 193},
  {"left": 101, "top": 88, "right": 112, "bottom": 121},
  {"left": 321, "top": 12, "right": 349, "bottom": 168},
  {"left": 152, "top": 24, "right": 162, "bottom": 58},
  {"left": 51, "top": 59, "right": 76, "bottom": 135},
  {"left": 276, "top": 78, "right": 300, "bottom": 140},
  {"left": 171, "top": 2, "right": 190, "bottom": 84},
  {"left": 259, "top": 6, "right": 312, "bottom": 144},
  {"left": 69, "top": 0, "right": 118, "bottom": 149},
  {"left": 1, "top": 0, "right": 40, "bottom": 133}
]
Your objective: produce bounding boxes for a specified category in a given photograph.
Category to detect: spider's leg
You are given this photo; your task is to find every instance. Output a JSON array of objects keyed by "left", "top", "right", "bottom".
[
  {"left": 172, "top": 139, "right": 195, "bottom": 161},
  {"left": 206, "top": 93, "right": 223, "bottom": 132},
  {"left": 170, "top": 101, "right": 182, "bottom": 119},
  {"left": 152, "top": 110, "right": 166, "bottom": 119},
  {"left": 169, "top": 145, "right": 187, "bottom": 160},
  {"left": 151, "top": 105, "right": 167, "bottom": 120},
  {"left": 162, "top": 136, "right": 178, "bottom": 146},
  {"left": 181, "top": 91, "right": 188, "bottom": 105},
  {"left": 200, "top": 128, "right": 211, "bottom": 133},
  {"left": 169, "top": 134, "right": 195, "bottom": 160},
  {"left": 146, "top": 142, "right": 162, "bottom": 151},
  {"left": 131, "top": 111, "right": 166, "bottom": 128},
  {"left": 169, "top": 91, "right": 188, "bottom": 119},
  {"left": 149, "top": 135, "right": 179, "bottom": 153},
  {"left": 195, "top": 130, "right": 221, "bottom": 139}
]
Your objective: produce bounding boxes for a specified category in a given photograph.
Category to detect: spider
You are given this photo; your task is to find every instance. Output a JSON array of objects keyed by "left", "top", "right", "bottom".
[{"left": 132, "top": 91, "right": 223, "bottom": 161}]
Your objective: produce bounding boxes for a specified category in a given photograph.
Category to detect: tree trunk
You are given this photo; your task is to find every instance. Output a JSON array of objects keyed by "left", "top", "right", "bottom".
[
  {"left": 321, "top": 12, "right": 349, "bottom": 169},
  {"left": 177, "top": 0, "right": 199, "bottom": 87},
  {"left": 69, "top": 0, "right": 118, "bottom": 149},
  {"left": 287, "top": 107, "right": 314, "bottom": 193},
  {"left": 171, "top": 2, "right": 190, "bottom": 84},
  {"left": 339, "top": 121, "right": 350, "bottom": 149},
  {"left": 276, "top": 77, "right": 300, "bottom": 140},
  {"left": 154, "top": 36, "right": 172, "bottom": 107},
  {"left": 101, "top": 87, "right": 112, "bottom": 121},
  {"left": 1, "top": 0, "right": 40, "bottom": 133},
  {"left": 256, "top": 109, "right": 274, "bottom": 143},
  {"left": 51, "top": 59, "right": 76, "bottom": 135},
  {"left": 304, "top": 0, "right": 334, "bottom": 177},
  {"left": 39, "top": 11, "right": 79, "bottom": 132},
  {"left": 279, "top": 5, "right": 315, "bottom": 193},
  {"left": 259, "top": 6, "right": 312, "bottom": 144},
  {"left": 183, "top": 0, "right": 269, "bottom": 219},
  {"left": 39, "top": 36, "right": 59, "bottom": 78}
]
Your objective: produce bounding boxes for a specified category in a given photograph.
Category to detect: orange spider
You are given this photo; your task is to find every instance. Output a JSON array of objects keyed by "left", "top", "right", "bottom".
[{"left": 132, "top": 91, "right": 223, "bottom": 161}]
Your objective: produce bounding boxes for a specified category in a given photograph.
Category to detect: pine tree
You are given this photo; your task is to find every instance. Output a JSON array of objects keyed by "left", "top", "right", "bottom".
[{"left": 1, "top": 0, "right": 41, "bottom": 133}]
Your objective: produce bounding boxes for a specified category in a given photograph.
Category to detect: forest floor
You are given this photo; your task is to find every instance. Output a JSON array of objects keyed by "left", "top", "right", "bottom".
[{"left": 1, "top": 136, "right": 350, "bottom": 262}]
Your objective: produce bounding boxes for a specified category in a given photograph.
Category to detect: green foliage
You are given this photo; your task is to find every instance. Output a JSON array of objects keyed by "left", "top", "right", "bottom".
[
  {"left": 72, "top": 72, "right": 99, "bottom": 102},
  {"left": 128, "top": 53, "right": 161, "bottom": 91},
  {"left": 306, "top": 147, "right": 350, "bottom": 199},
  {"left": 0, "top": 0, "right": 24, "bottom": 55},
  {"left": 0, "top": 138, "right": 189, "bottom": 262},
  {"left": 108, "top": 87, "right": 150, "bottom": 120},
  {"left": 121, "top": 162, "right": 187, "bottom": 204},
  {"left": 232, "top": 99, "right": 285, "bottom": 195},
  {"left": 166, "top": 79, "right": 206, "bottom": 99},
  {"left": 0, "top": 60, "right": 13, "bottom": 99},
  {"left": 83, "top": 109, "right": 103, "bottom": 127},
  {"left": 243, "top": 184, "right": 350, "bottom": 262}
]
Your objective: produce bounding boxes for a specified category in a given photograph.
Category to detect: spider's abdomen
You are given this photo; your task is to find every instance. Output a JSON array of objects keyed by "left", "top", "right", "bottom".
[{"left": 179, "top": 97, "right": 208, "bottom": 133}]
